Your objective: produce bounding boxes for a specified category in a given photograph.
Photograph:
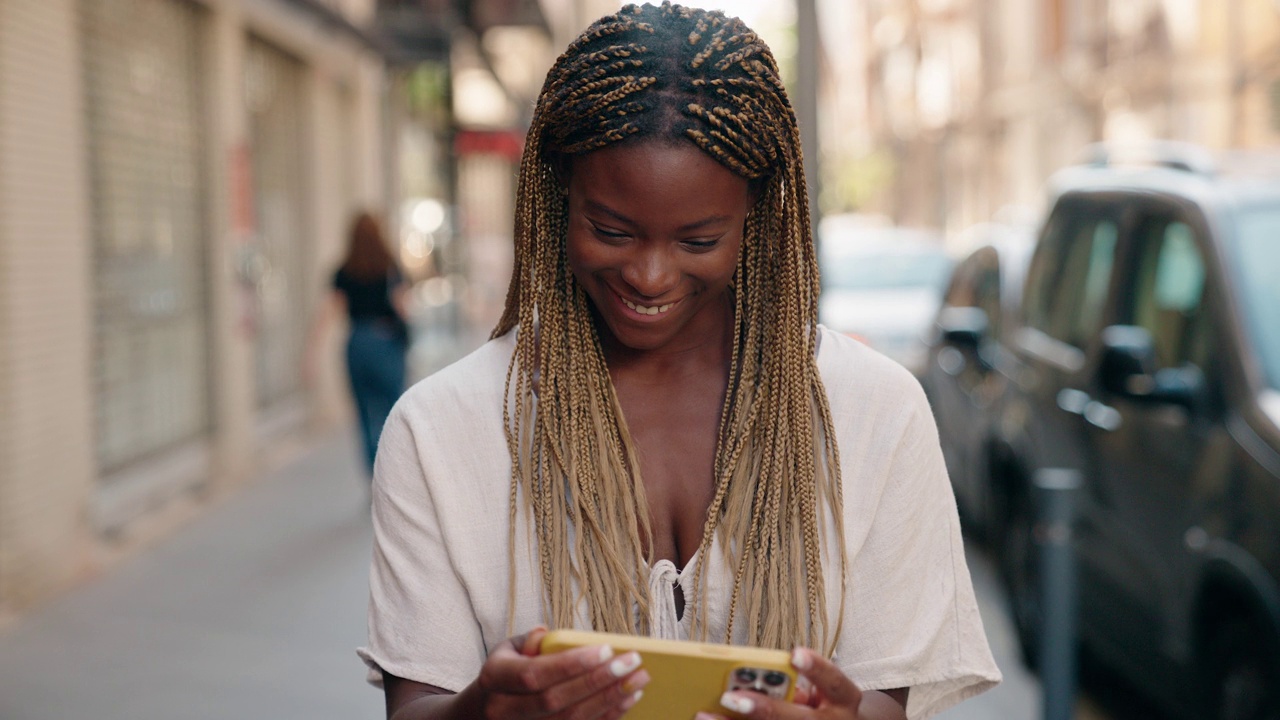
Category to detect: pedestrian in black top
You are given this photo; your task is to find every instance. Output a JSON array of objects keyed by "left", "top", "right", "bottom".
[{"left": 306, "top": 211, "right": 410, "bottom": 475}]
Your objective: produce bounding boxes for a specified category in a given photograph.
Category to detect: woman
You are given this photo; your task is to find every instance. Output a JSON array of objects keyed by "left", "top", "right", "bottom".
[
  {"left": 359, "top": 4, "right": 1000, "bottom": 719},
  {"left": 307, "top": 211, "right": 410, "bottom": 476}
]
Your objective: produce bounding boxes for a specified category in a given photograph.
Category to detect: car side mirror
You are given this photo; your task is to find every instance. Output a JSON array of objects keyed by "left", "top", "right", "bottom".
[
  {"left": 937, "top": 306, "right": 989, "bottom": 351},
  {"left": 1100, "top": 325, "right": 1157, "bottom": 397},
  {"left": 1099, "top": 325, "right": 1205, "bottom": 408}
]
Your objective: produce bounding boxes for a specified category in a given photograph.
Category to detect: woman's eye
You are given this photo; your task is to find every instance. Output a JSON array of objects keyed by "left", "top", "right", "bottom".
[
  {"left": 591, "top": 225, "right": 628, "bottom": 240},
  {"left": 682, "top": 238, "right": 720, "bottom": 250}
]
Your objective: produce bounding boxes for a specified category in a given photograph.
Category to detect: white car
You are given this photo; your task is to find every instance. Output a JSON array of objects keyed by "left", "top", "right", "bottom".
[{"left": 818, "top": 226, "right": 952, "bottom": 376}]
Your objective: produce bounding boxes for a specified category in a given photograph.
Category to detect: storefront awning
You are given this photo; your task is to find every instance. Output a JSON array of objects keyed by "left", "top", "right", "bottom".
[{"left": 378, "top": 0, "right": 548, "bottom": 64}]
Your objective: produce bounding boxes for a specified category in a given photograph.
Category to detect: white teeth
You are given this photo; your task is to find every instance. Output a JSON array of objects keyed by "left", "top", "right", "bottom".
[{"left": 621, "top": 297, "right": 674, "bottom": 315}]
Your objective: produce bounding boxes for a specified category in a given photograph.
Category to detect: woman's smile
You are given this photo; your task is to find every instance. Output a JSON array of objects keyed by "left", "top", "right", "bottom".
[
  {"left": 615, "top": 288, "right": 681, "bottom": 317},
  {"left": 565, "top": 140, "right": 750, "bottom": 355}
]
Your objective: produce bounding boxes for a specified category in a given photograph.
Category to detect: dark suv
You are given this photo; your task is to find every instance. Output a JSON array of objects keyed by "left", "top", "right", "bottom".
[
  {"left": 923, "top": 222, "right": 1035, "bottom": 546},
  {"left": 992, "top": 144, "right": 1280, "bottom": 720}
]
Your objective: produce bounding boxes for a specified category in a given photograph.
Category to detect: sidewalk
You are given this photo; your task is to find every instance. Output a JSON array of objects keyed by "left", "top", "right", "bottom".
[
  {"left": 935, "top": 544, "right": 1041, "bottom": 719},
  {"left": 0, "top": 426, "right": 384, "bottom": 720},
  {"left": 0, "top": 321, "right": 481, "bottom": 720}
]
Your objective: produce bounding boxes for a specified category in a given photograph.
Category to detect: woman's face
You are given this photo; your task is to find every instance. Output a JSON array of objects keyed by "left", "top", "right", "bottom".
[{"left": 566, "top": 140, "right": 751, "bottom": 355}]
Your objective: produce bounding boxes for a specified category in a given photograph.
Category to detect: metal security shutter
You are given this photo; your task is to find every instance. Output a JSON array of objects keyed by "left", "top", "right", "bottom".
[
  {"left": 245, "top": 38, "right": 307, "bottom": 410},
  {"left": 81, "top": 0, "right": 210, "bottom": 473}
]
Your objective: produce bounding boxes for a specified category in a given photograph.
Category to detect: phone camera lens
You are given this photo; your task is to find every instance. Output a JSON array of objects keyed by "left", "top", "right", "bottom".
[
  {"left": 764, "top": 671, "right": 788, "bottom": 687},
  {"left": 734, "top": 668, "right": 758, "bottom": 683}
]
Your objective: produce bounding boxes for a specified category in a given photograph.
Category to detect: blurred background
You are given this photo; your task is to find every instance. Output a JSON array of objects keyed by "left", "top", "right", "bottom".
[{"left": 1, "top": 0, "right": 1279, "bottom": 718}]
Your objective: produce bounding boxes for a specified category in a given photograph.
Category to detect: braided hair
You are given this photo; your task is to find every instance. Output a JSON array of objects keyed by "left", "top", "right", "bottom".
[{"left": 494, "top": 1, "right": 845, "bottom": 654}]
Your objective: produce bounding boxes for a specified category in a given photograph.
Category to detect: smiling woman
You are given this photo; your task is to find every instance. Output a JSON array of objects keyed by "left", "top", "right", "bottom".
[{"left": 359, "top": 4, "right": 1000, "bottom": 720}]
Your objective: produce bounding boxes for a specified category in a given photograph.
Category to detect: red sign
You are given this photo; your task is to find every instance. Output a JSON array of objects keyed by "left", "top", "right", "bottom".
[{"left": 454, "top": 130, "right": 525, "bottom": 160}]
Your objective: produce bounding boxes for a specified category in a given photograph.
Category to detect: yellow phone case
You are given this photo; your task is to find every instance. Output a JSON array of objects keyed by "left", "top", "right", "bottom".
[{"left": 540, "top": 629, "right": 797, "bottom": 720}]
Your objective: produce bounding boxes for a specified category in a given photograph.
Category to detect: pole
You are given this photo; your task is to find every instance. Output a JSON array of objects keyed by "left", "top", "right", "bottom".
[
  {"left": 795, "top": 0, "right": 821, "bottom": 238},
  {"left": 1036, "top": 468, "right": 1082, "bottom": 720}
]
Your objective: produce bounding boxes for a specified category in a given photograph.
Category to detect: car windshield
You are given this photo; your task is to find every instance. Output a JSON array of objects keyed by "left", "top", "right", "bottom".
[
  {"left": 1230, "top": 207, "right": 1280, "bottom": 390},
  {"left": 822, "top": 248, "right": 952, "bottom": 293}
]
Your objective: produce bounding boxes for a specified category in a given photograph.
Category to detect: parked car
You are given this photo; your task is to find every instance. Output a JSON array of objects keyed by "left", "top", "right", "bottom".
[
  {"left": 921, "top": 222, "right": 1036, "bottom": 546},
  {"left": 818, "top": 219, "right": 952, "bottom": 376},
  {"left": 992, "top": 142, "right": 1280, "bottom": 720}
]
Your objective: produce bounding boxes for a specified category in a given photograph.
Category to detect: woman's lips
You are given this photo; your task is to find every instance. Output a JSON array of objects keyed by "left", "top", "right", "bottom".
[{"left": 620, "top": 296, "right": 676, "bottom": 315}]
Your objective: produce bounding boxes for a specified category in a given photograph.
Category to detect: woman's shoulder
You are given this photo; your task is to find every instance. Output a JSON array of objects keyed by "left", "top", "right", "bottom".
[
  {"left": 815, "top": 324, "right": 928, "bottom": 416},
  {"left": 394, "top": 331, "right": 516, "bottom": 424}
]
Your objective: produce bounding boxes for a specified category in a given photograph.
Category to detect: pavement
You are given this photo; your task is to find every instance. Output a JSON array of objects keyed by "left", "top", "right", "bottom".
[
  {"left": 935, "top": 545, "right": 1043, "bottom": 719},
  {"left": 0, "top": 425, "right": 383, "bottom": 720},
  {"left": 0, "top": 327, "right": 1087, "bottom": 719}
]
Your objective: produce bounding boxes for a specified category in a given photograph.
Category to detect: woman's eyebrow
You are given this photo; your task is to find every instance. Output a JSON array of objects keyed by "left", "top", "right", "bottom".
[
  {"left": 584, "top": 200, "right": 634, "bottom": 225},
  {"left": 584, "top": 200, "right": 731, "bottom": 232},
  {"left": 676, "top": 215, "right": 731, "bottom": 231}
]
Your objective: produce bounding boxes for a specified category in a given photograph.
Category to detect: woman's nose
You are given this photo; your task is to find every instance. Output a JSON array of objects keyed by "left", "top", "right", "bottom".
[{"left": 620, "top": 245, "right": 678, "bottom": 298}]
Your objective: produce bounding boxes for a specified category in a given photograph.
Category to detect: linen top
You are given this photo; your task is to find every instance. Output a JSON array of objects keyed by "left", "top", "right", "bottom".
[{"left": 358, "top": 326, "right": 1001, "bottom": 719}]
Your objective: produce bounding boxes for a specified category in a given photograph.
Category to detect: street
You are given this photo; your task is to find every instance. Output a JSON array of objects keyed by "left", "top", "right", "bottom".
[{"left": 0, "top": 418, "right": 1118, "bottom": 720}]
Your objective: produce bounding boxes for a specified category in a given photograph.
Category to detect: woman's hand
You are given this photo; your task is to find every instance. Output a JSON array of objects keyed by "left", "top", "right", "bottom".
[
  {"left": 693, "top": 648, "right": 907, "bottom": 720},
  {"left": 459, "top": 626, "right": 651, "bottom": 720}
]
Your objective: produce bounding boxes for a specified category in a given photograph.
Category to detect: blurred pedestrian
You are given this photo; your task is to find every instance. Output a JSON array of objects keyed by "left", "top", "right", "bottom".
[
  {"left": 359, "top": 3, "right": 999, "bottom": 720},
  {"left": 306, "top": 211, "right": 409, "bottom": 477}
]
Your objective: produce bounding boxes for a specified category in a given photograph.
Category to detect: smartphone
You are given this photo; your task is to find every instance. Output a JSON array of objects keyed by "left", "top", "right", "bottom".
[{"left": 540, "top": 629, "right": 797, "bottom": 720}]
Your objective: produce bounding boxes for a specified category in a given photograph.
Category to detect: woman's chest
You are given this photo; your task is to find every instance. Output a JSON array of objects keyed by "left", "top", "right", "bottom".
[{"left": 613, "top": 378, "right": 724, "bottom": 566}]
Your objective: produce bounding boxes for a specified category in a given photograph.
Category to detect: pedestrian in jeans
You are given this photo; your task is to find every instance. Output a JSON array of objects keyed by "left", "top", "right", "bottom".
[{"left": 307, "top": 211, "right": 409, "bottom": 476}]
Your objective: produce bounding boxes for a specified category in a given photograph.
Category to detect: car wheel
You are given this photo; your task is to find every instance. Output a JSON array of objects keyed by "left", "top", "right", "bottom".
[
  {"left": 1001, "top": 487, "right": 1041, "bottom": 670},
  {"left": 1205, "top": 619, "right": 1280, "bottom": 720}
]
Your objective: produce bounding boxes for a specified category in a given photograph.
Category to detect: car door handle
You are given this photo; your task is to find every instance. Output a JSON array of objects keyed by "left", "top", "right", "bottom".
[
  {"left": 1083, "top": 401, "right": 1121, "bottom": 431},
  {"left": 1056, "top": 388, "right": 1121, "bottom": 431},
  {"left": 1057, "top": 388, "right": 1090, "bottom": 414}
]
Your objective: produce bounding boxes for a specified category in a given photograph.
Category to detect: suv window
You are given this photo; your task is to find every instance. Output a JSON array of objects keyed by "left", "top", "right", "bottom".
[
  {"left": 972, "top": 248, "right": 1002, "bottom": 338},
  {"left": 943, "top": 254, "right": 979, "bottom": 308},
  {"left": 943, "top": 248, "right": 1002, "bottom": 338},
  {"left": 1124, "top": 216, "right": 1210, "bottom": 370},
  {"left": 1023, "top": 200, "right": 1119, "bottom": 347},
  {"left": 1230, "top": 207, "right": 1280, "bottom": 389}
]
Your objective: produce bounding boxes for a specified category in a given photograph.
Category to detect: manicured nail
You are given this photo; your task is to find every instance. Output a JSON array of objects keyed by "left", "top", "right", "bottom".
[
  {"left": 597, "top": 645, "right": 615, "bottom": 663},
  {"left": 621, "top": 690, "right": 643, "bottom": 710},
  {"left": 791, "top": 647, "right": 811, "bottom": 671},
  {"left": 695, "top": 714, "right": 720, "bottom": 720},
  {"left": 720, "top": 691, "right": 754, "bottom": 714},
  {"left": 609, "top": 651, "right": 641, "bottom": 677}
]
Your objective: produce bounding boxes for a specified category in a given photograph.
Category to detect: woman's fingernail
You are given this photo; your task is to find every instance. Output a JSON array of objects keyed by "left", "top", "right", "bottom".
[
  {"left": 720, "top": 692, "right": 754, "bottom": 714},
  {"left": 598, "top": 645, "right": 615, "bottom": 663},
  {"left": 621, "top": 690, "right": 643, "bottom": 710},
  {"left": 622, "top": 669, "right": 650, "bottom": 693},
  {"left": 695, "top": 714, "right": 720, "bottom": 720},
  {"left": 791, "top": 647, "right": 811, "bottom": 671},
  {"left": 609, "top": 651, "right": 641, "bottom": 677}
]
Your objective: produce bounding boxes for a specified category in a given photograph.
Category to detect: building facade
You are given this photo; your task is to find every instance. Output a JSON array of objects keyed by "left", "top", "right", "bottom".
[
  {"left": 0, "top": 0, "right": 388, "bottom": 614},
  {"left": 837, "top": 0, "right": 1280, "bottom": 238}
]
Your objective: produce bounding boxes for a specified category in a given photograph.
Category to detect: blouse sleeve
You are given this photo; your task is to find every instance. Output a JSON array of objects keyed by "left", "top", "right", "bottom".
[
  {"left": 356, "top": 399, "right": 488, "bottom": 691},
  {"left": 835, "top": 367, "right": 1001, "bottom": 718}
]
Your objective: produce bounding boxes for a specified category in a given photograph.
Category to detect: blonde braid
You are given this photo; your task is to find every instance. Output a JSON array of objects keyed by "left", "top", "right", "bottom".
[{"left": 498, "top": 1, "right": 845, "bottom": 654}]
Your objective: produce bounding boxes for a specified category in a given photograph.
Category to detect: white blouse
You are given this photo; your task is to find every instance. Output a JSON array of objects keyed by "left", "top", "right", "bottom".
[{"left": 358, "top": 326, "right": 1001, "bottom": 719}]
